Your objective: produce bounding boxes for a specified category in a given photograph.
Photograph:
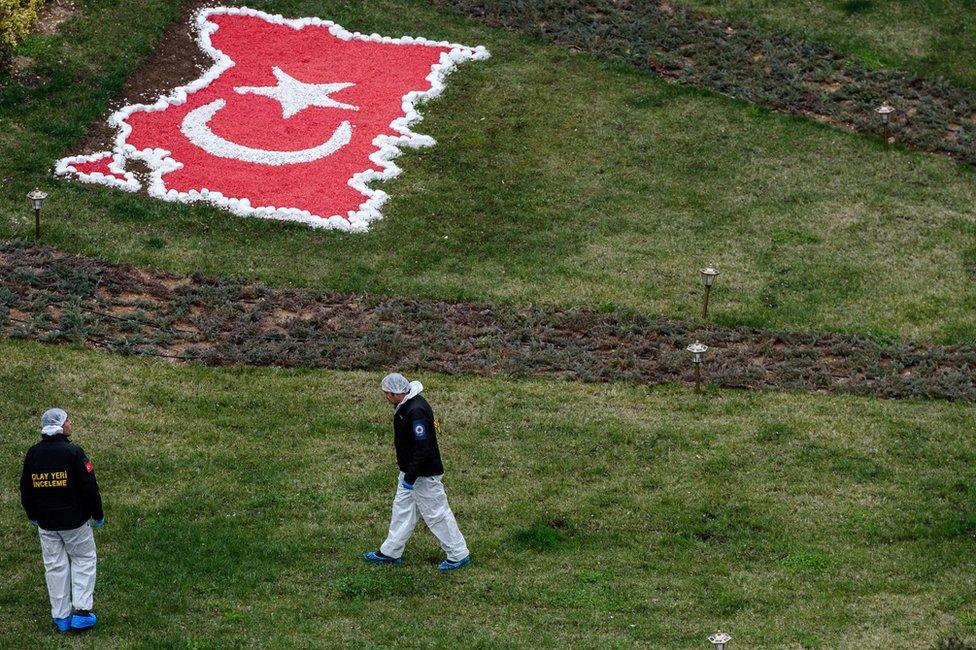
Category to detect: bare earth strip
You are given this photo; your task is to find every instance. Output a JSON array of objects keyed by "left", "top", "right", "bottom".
[
  {"left": 428, "top": 0, "right": 976, "bottom": 166},
  {"left": 2, "top": 241, "right": 974, "bottom": 400}
]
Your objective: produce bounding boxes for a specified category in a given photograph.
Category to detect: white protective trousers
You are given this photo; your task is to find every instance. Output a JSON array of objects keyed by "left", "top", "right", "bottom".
[
  {"left": 380, "top": 472, "right": 469, "bottom": 562},
  {"left": 38, "top": 523, "right": 97, "bottom": 619}
]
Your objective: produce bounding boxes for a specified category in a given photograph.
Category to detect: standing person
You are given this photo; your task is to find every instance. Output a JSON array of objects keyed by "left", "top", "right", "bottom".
[
  {"left": 20, "top": 408, "right": 105, "bottom": 633},
  {"left": 363, "top": 373, "right": 471, "bottom": 571}
]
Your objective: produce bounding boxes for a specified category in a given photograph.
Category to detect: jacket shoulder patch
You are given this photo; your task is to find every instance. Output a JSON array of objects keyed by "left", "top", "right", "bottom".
[
  {"left": 412, "top": 421, "right": 427, "bottom": 440},
  {"left": 84, "top": 459, "right": 94, "bottom": 474}
]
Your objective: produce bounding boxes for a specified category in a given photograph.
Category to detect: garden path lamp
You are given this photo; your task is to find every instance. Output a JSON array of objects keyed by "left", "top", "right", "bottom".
[
  {"left": 708, "top": 632, "right": 731, "bottom": 650},
  {"left": 27, "top": 188, "right": 48, "bottom": 239},
  {"left": 699, "top": 266, "right": 720, "bottom": 319},
  {"left": 876, "top": 103, "right": 894, "bottom": 146},
  {"left": 687, "top": 341, "right": 708, "bottom": 394}
]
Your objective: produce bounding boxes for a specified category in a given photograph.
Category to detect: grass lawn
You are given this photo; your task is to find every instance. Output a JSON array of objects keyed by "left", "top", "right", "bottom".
[
  {"left": 1, "top": 0, "right": 975, "bottom": 343},
  {"left": 0, "top": 340, "right": 975, "bottom": 647},
  {"left": 681, "top": 0, "right": 976, "bottom": 90}
]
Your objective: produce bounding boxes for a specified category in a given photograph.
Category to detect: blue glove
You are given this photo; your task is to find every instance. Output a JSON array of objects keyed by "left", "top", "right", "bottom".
[
  {"left": 401, "top": 481, "right": 415, "bottom": 491},
  {"left": 92, "top": 518, "right": 105, "bottom": 528},
  {"left": 29, "top": 519, "right": 37, "bottom": 526}
]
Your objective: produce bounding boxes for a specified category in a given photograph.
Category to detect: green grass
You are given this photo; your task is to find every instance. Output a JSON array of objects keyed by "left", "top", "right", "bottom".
[
  {"left": 682, "top": 0, "right": 976, "bottom": 90},
  {"left": 2, "top": 0, "right": 976, "bottom": 343},
  {"left": 1, "top": 340, "right": 975, "bottom": 646}
]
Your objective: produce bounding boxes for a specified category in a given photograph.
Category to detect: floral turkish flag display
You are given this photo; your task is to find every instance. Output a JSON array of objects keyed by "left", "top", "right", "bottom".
[{"left": 55, "top": 7, "right": 488, "bottom": 231}]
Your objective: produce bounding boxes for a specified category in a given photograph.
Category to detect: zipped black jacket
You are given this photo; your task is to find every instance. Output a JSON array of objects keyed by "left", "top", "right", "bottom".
[
  {"left": 394, "top": 394, "right": 444, "bottom": 484},
  {"left": 20, "top": 435, "right": 104, "bottom": 531}
]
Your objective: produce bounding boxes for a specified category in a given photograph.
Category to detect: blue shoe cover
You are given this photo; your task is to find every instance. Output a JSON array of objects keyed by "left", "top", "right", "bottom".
[
  {"left": 438, "top": 555, "right": 472, "bottom": 571},
  {"left": 363, "top": 550, "right": 402, "bottom": 565},
  {"left": 53, "top": 617, "right": 71, "bottom": 633},
  {"left": 70, "top": 611, "right": 97, "bottom": 630}
]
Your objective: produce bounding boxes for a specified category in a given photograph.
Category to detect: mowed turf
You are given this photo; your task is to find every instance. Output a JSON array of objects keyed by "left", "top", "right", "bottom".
[
  {"left": 0, "top": 340, "right": 974, "bottom": 647},
  {"left": 2, "top": 0, "right": 976, "bottom": 343},
  {"left": 681, "top": 0, "right": 976, "bottom": 90}
]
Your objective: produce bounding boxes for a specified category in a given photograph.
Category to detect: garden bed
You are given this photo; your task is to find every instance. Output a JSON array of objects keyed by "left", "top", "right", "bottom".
[{"left": 2, "top": 240, "right": 973, "bottom": 400}]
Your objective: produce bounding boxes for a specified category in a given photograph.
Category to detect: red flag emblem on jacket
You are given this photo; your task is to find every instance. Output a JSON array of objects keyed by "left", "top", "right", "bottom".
[
  {"left": 55, "top": 7, "right": 489, "bottom": 231},
  {"left": 84, "top": 460, "right": 94, "bottom": 474}
]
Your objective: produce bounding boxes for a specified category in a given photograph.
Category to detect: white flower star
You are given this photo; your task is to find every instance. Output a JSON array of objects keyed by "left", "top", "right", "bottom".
[{"left": 235, "top": 67, "right": 359, "bottom": 119}]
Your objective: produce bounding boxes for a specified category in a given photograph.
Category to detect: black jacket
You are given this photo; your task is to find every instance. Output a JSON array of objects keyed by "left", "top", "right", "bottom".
[
  {"left": 20, "top": 435, "right": 104, "bottom": 531},
  {"left": 394, "top": 394, "right": 444, "bottom": 484}
]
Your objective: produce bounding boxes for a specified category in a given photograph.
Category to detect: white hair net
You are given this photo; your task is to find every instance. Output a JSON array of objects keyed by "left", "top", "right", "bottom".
[
  {"left": 381, "top": 373, "right": 411, "bottom": 394},
  {"left": 41, "top": 408, "right": 69, "bottom": 436}
]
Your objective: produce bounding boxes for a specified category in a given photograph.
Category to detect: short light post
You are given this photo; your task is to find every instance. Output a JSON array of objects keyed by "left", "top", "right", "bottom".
[
  {"left": 687, "top": 341, "right": 708, "bottom": 394},
  {"left": 708, "top": 632, "right": 732, "bottom": 650},
  {"left": 27, "top": 188, "right": 48, "bottom": 239},
  {"left": 876, "top": 103, "right": 894, "bottom": 146},
  {"left": 699, "top": 266, "right": 720, "bottom": 319}
]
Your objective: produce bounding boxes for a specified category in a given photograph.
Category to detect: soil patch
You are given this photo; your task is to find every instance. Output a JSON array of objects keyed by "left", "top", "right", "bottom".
[
  {"left": 1, "top": 241, "right": 973, "bottom": 401},
  {"left": 428, "top": 0, "right": 976, "bottom": 166},
  {"left": 35, "top": 0, "right": 77, "bottom": 37}
]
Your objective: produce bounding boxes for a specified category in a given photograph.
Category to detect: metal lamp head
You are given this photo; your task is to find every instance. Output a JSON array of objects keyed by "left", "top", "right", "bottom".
[
  {"left": 27, "top": 188, "right": 48, "bottom": 211},
  {"left": 686, "top": 341, "right": 708, "bottom": 364},
  {"left": 708, "top": 632, "right": 731, "bottom": 650},
  {"left": 876, "top": 103, "right": 894, "bottom": 124},
  {"left": 700, "top": 266, "right": 720, "bottom": 287}
]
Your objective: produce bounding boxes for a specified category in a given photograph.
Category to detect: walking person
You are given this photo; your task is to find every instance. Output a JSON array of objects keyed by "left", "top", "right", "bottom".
[
  {"left": 363, "top": 373, "right": 471, "bottom": 571},
  {"left": 20, "top": 408, "right": 105, "bottom": 633}
]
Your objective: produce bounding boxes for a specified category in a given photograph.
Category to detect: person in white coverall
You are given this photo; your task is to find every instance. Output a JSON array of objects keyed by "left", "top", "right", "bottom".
[
  {"left": 363, "top": 373, "right": 471, "bottom": 571},
  {"left": 20, "top": 408, "right": 104, "bottom": 633}
]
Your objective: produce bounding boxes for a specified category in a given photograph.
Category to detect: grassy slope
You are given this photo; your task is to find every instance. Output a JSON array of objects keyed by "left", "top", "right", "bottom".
[
  {"left": 682, "top": 0, "right": 976, "bottom": 90},
  {"left": 0, "top": 340, "right": 973, "bottom": 647},
  {"left": 0, "top": 0, "right": 975, "bottom": 343}
]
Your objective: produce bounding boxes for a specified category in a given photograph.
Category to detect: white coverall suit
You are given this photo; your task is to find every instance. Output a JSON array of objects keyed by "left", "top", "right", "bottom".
[
  {"left": 38, "top": 523, "right": 97, "bottom": 619},
  {"left": 380, "top": 472, "right": 469, "bottom": 562}
]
